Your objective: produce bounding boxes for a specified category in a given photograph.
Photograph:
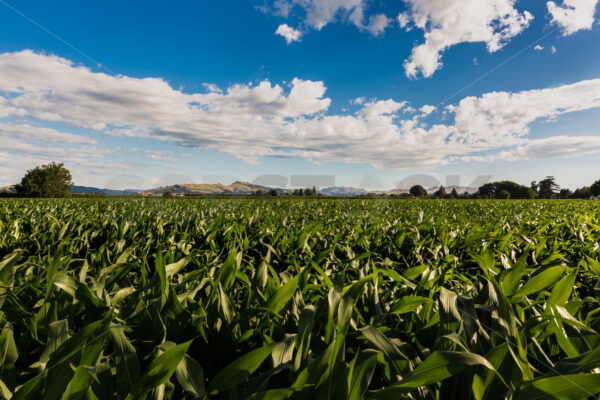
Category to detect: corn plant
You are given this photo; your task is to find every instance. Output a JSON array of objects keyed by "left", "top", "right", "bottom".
[{"left": 0, "top": 198, "right": 599, "bottom": 399}]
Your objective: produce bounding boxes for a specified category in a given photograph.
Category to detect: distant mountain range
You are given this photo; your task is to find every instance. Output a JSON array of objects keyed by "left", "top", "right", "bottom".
[
  {"left": 426, "top": 185, "right": 479, "bottom": 195},
  {"left": 72, "top": 186, "right": 140, "bottom": 195},
  {"left": 141, "top": 182, "right": 274, "bottom": 196},
  {"left": 319, "top": 186, "right": 368, "bottom": 196},
  {"left": 0, "top": 182, "right": 479, "bottom": 196}
]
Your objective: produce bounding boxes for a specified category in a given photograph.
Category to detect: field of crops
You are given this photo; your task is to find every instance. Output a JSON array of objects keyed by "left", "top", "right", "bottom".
[{"left": 1, "top": 198, "right": 600, "bottom": 399}]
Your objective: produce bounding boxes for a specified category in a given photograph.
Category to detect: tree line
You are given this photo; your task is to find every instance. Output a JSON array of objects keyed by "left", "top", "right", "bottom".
[
  {"left": 409, "top": 176, "right": 600, "bottom": 199},
  {"left": 5, "top": 162, "right": 600, "bottom": 199}
]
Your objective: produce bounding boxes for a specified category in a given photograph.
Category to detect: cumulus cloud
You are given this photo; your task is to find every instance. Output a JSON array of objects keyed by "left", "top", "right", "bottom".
[
  {"left": 142, "top": 150, "right": 177, "bottom": 162},
  {"left": 270, "top": 0, "right": 366, "bottom": 30},
  {"left": 452, "top": 78, "right": 600, "bottom": 145},
  {"left": 1, "top": 50, "right": 600, "bottom": 179},
  {"left": 547, "top": 0, "right": 599, "bottom": 35},
  {"left": 496, "top": 135, "right": 600, "bottom": 161},
  {"left": 401, "top": 0, "right": 533, "bottom": 78},
  {"left": 264, "top": 1, "right": 538, "bottom": 76},
  {"left": 365, "top": 14, "right": 392, "bottom": 36},
  {"left": 462, "top": 135, "right": 600, "bottom": 163},
  {"left": 266, "top": 0, "right": 391, "bottom": 37},
  {"left": 0, "top": 122, "right": 97, "bottom": 144},
  {"left": 202, "top": 83, "right": 222, "bottom": 93},
  {"left": 275, "top": 24, "right": 303, "bottom": 43},
  {"left": 397, "top": 12, "right": 411, "bottom": 29},
  {"left": 534, "top": 45, "right": 544, "bottom": 51},
  {"left": 419, "top": 105, "right": 436, "bottom": 117},
  {"left": 0, "top": 121, "right": 123, "bottom": 186}
]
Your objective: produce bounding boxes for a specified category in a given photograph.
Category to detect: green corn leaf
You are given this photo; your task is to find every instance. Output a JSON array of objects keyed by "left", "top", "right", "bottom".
[
  {"left": 0, "top": 378, "right": 12, "bottom": 400},
  {"left": 218, "top": 283, "right": 235, "bottom": 324},
  {"left": 157, "top": 342, "right": 205, "bottom": 398},
  {"left": 271, "top": 334, "right": 296, "bottom": 368},
  {"left": 516, "top": 373, "right": 600, "bottom": 400},
  {"left": 264, "top": 274, "right": 299, "bottom": 315},
  {"left": 246, "top": 388, "right": 294, "bottom": 400},
  {"left": 513, "top": 266, "right": 567, "bottom": 298},
  {"left": 219, "top": 251, "right": 241, "bottom": 289},
  {"left": 60, "top": 365, "right": 97, "bottom": 400},
  {"left": 126, "top": 341, "right": 191, "bottom": 400},
  {"left": 471, "top": 251, "right": 499, "bottom": 276},
  {"left": 347, "top": 349, "right": 378, "bottom": 400},
  {"left": 547, "top": 271, "right": 577, "bottom": 306},
  {"left": 368, "top": 351, "right": 499, "bottom": 399},
  {"left": 174, "top": 353, "right": 205, "bottom": 398},
  {"left": 208, "top": 343, "right": 275, "bottom": 395},
  {"left": 52, "top": 272, "right": 78, "bottom": 297},
  {"left": 488, "top": 279, "right": 533, "bottom": 382},
  {"left": 294, "top": 306, "right": 316, "bottom": 372},
  {"left": 155, "top": 251, "right": 167, "bottom": 305},
  {"left": 359, "top": 325, "right": 412, "bottom": 377},
  {"left": 165, "top": 256, "right": 191, "bottom": 279},
  {"left": 46, "top": 313, "right": 112, "bottom": 370},
  {"left": 0, "top": 252, "right": 20, "bottom": 284},
  {"left": 389, "top": 296, "right": 432, "bottom": 315},
  {"left": 585, "top": 256, "right": 600, "bottom": 276},
  {"left": 110, "top": 327, "right": 141, "bottom": 398}
]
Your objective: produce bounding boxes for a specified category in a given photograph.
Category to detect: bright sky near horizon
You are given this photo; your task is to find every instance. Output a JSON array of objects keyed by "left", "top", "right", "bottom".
[{"left": 1, "top": 0, "right": 599, "bottom": 190}]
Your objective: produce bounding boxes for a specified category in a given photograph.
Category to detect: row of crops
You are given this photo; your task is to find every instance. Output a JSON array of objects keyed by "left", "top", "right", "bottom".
[{"left": 1, "top": 198, "right": 600, "bottom": 399}]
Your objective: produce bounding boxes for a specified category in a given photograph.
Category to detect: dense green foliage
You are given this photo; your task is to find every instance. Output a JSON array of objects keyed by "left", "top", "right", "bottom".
[
  {"left": 409, "top": 185, "right": 427, "bottom": 197},
  {"left": 478, "top": 181, "right": 536, "bottom": 199},
  {"left": 591, "top": 180, "right": 600, "bottom": 197},
  {"left": 14, "top": 162, "right": 73, "bottom": 198},
  {"left": 536, "top": 177, "right": 560, "bottom": 199},
  {"left": 1, "top": 198, "right": 600, "bottom": 399}
]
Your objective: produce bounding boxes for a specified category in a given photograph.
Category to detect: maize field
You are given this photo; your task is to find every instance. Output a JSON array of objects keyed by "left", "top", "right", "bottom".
[{"left": 1, "top": 198, "right": 600, "bottom": 399}]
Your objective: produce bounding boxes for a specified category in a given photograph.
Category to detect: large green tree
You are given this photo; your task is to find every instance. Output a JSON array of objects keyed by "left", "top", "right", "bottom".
[
  {"left": 409, "top": 185, "right": 427, "bottom": 197},
  {"left": 477, "top": 181, "right": 536, "bottom": 199},
  {"left": 433, "top": 185, "right": 446, "bottom": 198},
  {"left": 572, "top": 186, "right": 591, "bottom": 199},
  {"left": 537, "top": 176, "right": 560, "bottom": 199},
  {"left": 591, "top": 180, "right": 600, "bottom": 197},
  {"left": 497, "top": 189, "right": 511, "bottom": 199},
  {"left": 15, "top": 162, "right": 73, "bottom": 198}
]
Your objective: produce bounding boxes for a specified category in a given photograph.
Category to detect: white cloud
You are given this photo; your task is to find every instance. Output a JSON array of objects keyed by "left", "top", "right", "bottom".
[
  {"left": 534, "top": 44, "right": 544, "bottom": 51},
  {"left": 419, "top": 104, "right": 436, "bottom": 116},
  {"left": 402, "top": 0, "right": 533, "bottom": 78},
  {"left": 351, "top": 96, "right": 366, "bottom": 105},
  {"left": 1, "top": 50, "right": 600, "bottom": 179},
  {"left": 263, "top": 1, "right": 541, "bottom": 78},
  {"left": 267, "top": 0, "right": 390, "bottom": 36},
  {"left": 496, "top": 135, "right": 600, "bottom": 161},
  {"left": 0, "top": 122, "right": 97, "bottom": 144},
  {"left": 0, "top": 122, "right": 122, "bottom": 186},
  {"left": 275, "top": 24, "right": 303, "bottom": 43},
  {"left": 365, "top": 14, "right": 391, "bottom": 36},
  {"left": 203, "top": 83, "right": 222, "bottom": 93},
  {"left": 397, "top": 12, "right": 411, "bottom": 29},
  {"left": 452, "top": 78, "right": 600, "bottom": 146},
  {"left": 461, "top": 135, "right": 600, "bottom": 163},
  {"left": 547, "top": 0, "right": 599, "bottom": 35},
  {"left": 270, "top": 0, "right": 366, "bottom": 30},
  {"left": 552, "top": 45, "right": 558, "bottom": 53}
]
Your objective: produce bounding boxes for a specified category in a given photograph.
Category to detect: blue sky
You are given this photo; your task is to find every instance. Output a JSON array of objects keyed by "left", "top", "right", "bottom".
[{"left": 0, "top": 0, "right": 599, "bottom": 189}]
